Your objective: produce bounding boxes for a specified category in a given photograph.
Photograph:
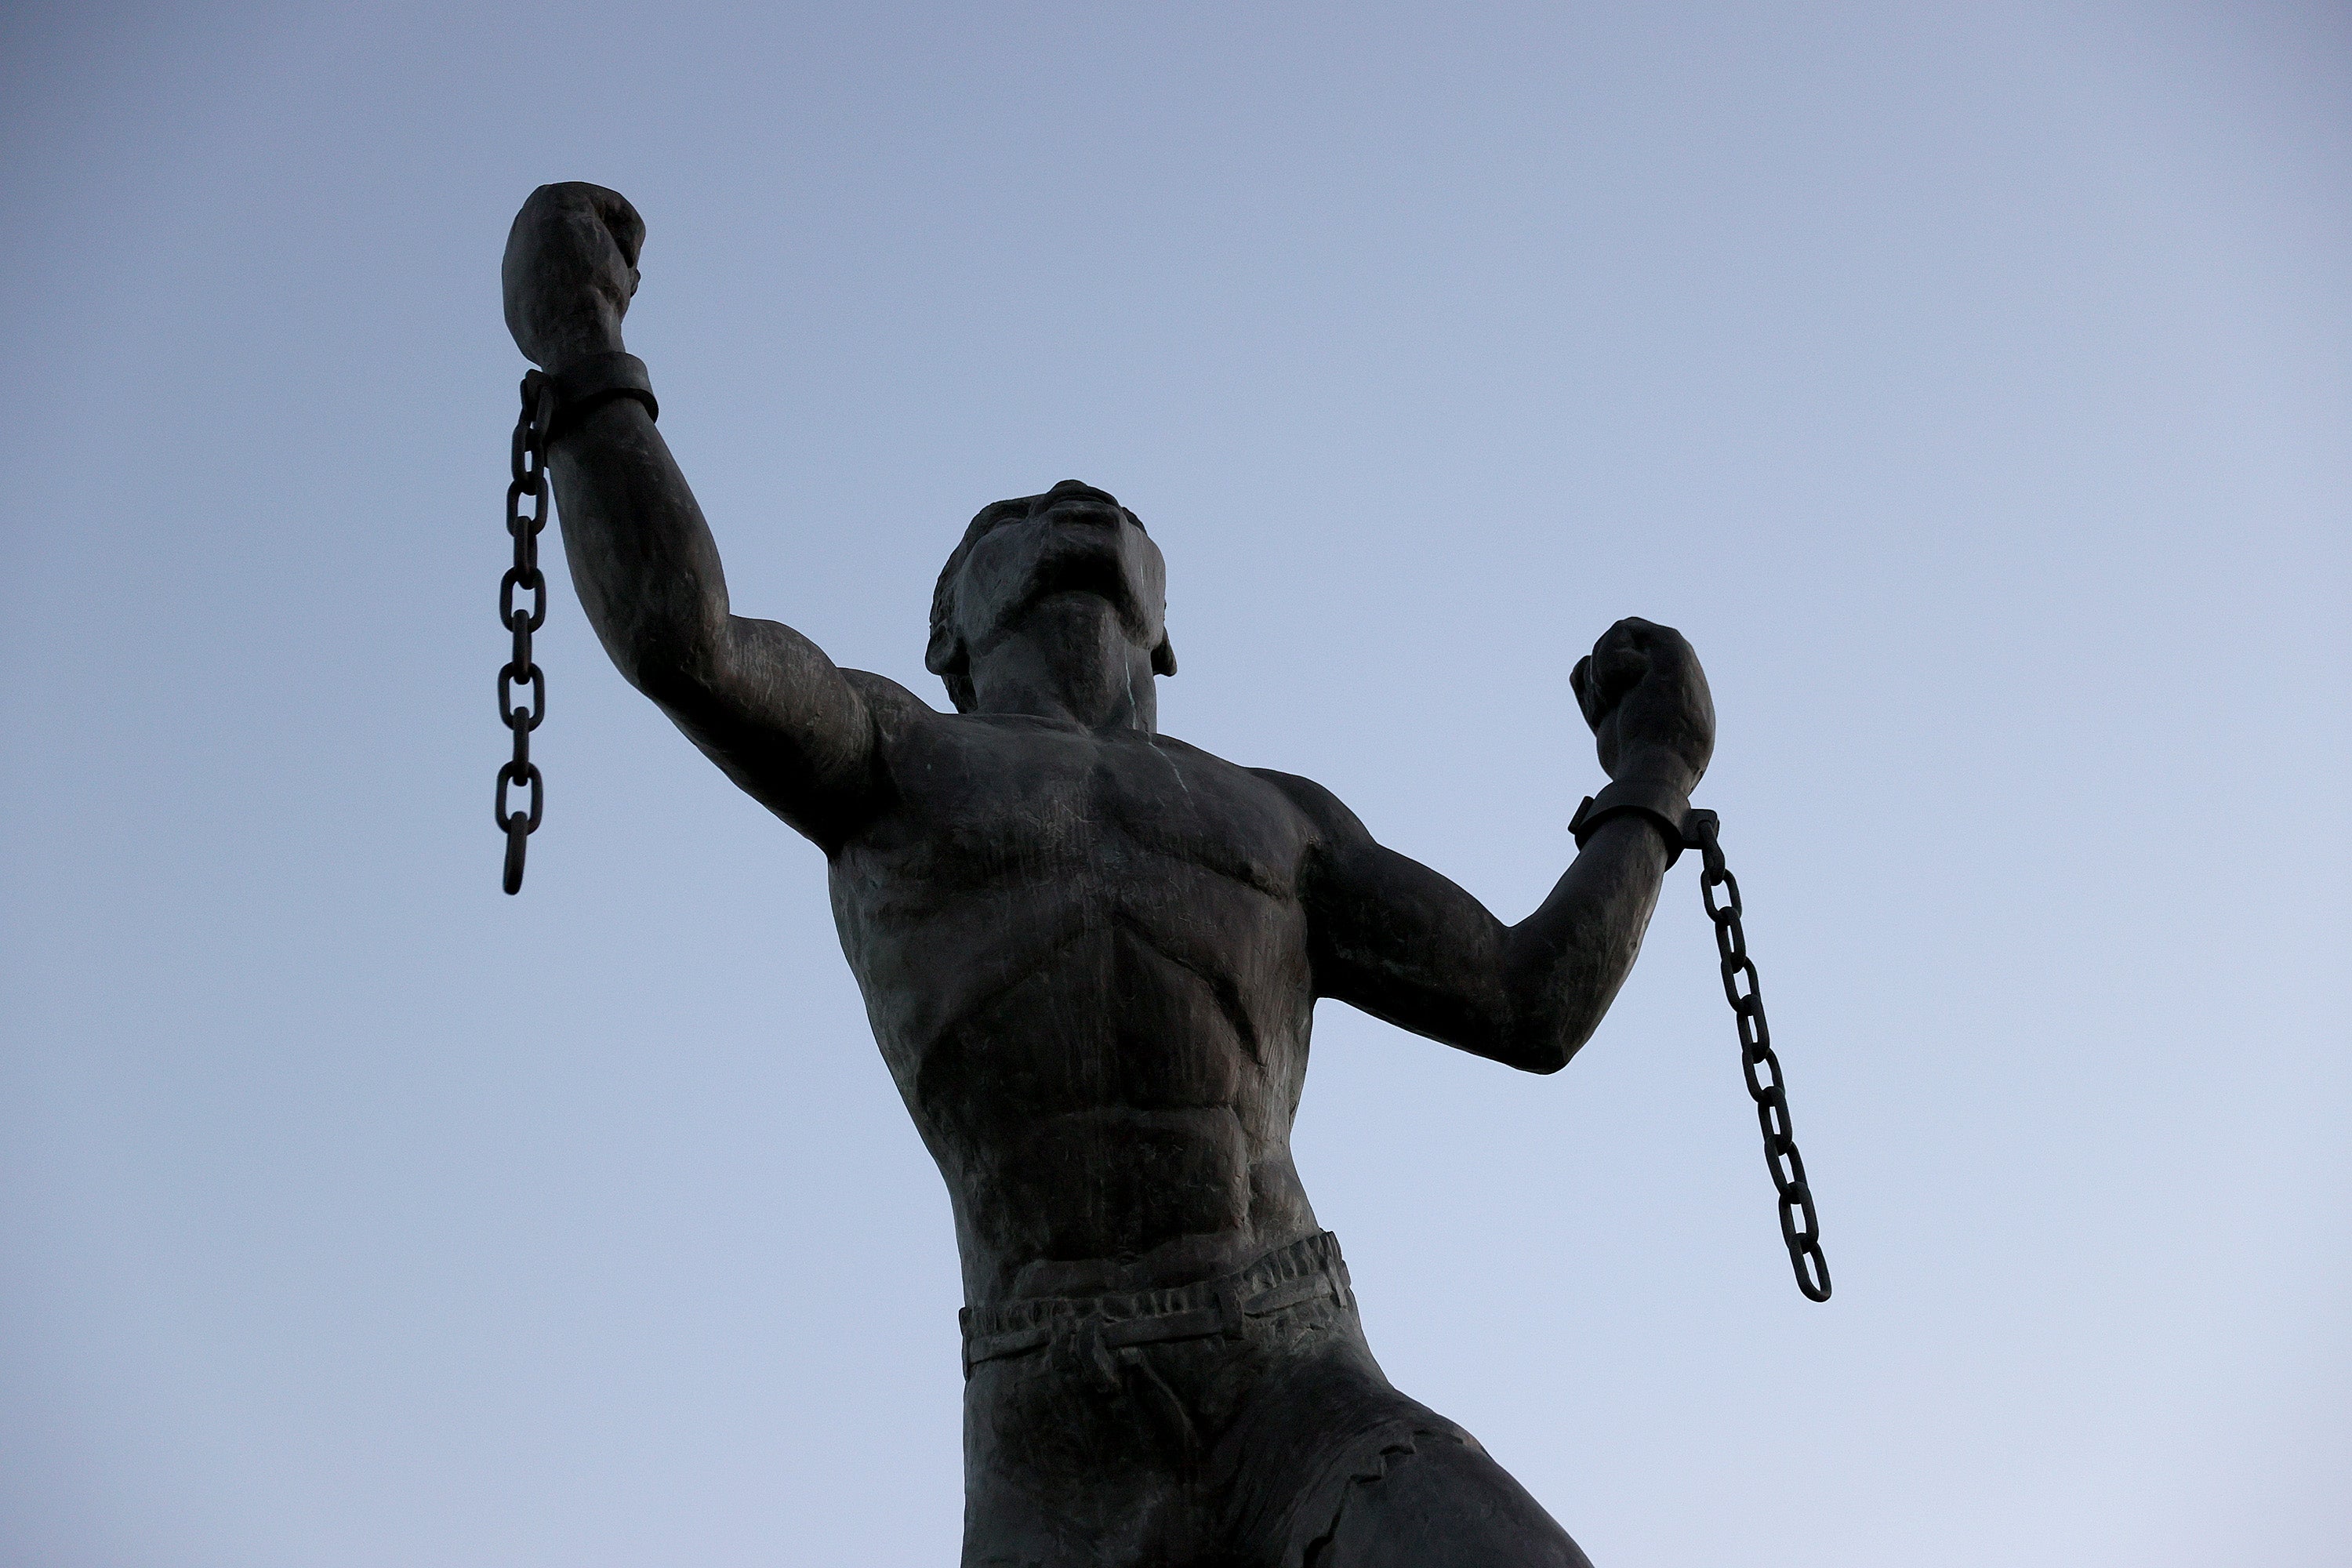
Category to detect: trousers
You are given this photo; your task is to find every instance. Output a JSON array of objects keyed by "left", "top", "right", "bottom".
[{"left": 958, "top": 1232, "right": 1592, "bottom": 1567}]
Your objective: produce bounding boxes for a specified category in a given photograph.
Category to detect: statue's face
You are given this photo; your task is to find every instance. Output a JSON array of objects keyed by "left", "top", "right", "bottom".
[{"left": 949, "top": 481, "right": 1168, "bottom": 660}]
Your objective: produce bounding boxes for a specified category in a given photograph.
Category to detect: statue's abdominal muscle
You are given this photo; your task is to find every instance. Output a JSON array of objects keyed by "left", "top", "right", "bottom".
[{"left": 827, "top": 728, "right": 1319, "bottom": 1272}]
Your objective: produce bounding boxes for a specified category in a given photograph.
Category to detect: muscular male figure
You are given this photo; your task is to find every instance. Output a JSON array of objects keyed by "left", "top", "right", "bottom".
[{"left": 504, "top": 183, "right": 1717, "bottom": 1568}]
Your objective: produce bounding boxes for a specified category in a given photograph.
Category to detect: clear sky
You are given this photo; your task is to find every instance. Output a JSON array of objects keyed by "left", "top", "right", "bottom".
[{"left": 2, "top": 2, "right": 2347, "bottom": 1564}]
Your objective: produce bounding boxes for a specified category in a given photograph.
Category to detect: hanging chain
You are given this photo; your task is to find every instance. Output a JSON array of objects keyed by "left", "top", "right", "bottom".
[
  {"left": 496, "top": 372, "right": 548, "bottom": 894},
  {"left": 1686, "top": 810, "right": 1830, "bottom": 1301}
]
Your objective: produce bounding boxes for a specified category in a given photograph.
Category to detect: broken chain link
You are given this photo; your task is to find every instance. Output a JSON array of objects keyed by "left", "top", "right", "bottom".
[
  {"left": 495, "top": 371, "right": 548, "bottom": 893},
  {"left": 1685, "top": 810, "right": 1830, "bottom": 1301}
]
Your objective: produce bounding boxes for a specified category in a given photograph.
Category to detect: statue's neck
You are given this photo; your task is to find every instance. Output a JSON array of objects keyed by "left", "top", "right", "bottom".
[{"left": 968, "top": 594, "right": 1157, "bottom": 735}]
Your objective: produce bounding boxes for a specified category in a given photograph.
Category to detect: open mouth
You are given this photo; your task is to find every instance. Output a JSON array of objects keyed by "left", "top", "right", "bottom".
[
  {"left": 1027, "top": 541, "right": 1126, "bottom": 597},
  {"left": 1015, "top": 531, "right": 1138, "bottom": 624}
]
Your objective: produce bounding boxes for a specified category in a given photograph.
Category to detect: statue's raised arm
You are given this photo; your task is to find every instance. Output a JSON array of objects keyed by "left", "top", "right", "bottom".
[
  {"left": 502, "top": 183, "right": 883, "bottom": 848},
  {"left": 1264, "top": 617, "right": 1715, "bottom": 1073}
]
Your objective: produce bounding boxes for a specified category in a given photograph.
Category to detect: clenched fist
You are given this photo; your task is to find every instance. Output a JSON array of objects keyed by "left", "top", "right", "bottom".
[
  {"left": 1570, "top": 617, "right": 1715, "bottom": 792},
  {"left": 502, "top": 183, "right": 644, "bottom": 371}
]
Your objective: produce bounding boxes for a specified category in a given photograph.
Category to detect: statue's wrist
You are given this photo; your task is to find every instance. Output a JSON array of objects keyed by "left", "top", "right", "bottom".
[
  {"left": 539, "top": 330, "right": 627, "bottom": 376},
  {"left": 1570, "top": 776, "right": 1694, "bottom": 866},
  {"left": 529, "top": 350, "right": 659, "bottom": 444},
  {"left": 1606, "top": 746, "right": 1701, "bottom": 797}
]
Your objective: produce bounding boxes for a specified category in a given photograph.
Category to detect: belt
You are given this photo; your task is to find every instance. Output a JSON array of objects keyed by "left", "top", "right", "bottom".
[{"left": 960, "top": 1231, "right": 1356, "bottom": 1380}]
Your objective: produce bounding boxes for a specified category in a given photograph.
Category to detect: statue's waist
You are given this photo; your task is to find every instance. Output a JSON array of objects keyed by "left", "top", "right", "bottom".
[
  {"left": 918, "top": 1100, "right": 1290, "bottom": 1179},
  {"left": 959, "top": 1230, "right": 1354, "bottom": 1378}
]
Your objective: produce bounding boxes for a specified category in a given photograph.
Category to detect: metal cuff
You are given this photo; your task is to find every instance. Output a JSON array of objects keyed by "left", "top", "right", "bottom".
[
  {"left": 531, "top": 350, "right": 658, "bottom": 441},
  {"left": 1569, "top": 779, "right": 1695, "bottom": 867}
]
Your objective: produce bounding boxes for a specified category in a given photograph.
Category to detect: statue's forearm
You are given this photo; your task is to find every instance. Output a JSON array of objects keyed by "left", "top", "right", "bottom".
[
  {"left": 1498, "top": 816, "right": 1672, "bottom": 1071},
  {"left": 546, "top": 397, "right": 734, "bottom": 697}
]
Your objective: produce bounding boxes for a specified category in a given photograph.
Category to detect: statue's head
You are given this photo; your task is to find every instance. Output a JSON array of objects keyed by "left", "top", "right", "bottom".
[{"left": 926, "top": 480, "right": 1176, "bottom": 713}]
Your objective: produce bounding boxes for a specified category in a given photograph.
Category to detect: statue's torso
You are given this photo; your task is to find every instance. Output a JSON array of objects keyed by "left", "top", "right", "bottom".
[{"left": 827, "top": 709, "right": 1323, "bottom": 1306}]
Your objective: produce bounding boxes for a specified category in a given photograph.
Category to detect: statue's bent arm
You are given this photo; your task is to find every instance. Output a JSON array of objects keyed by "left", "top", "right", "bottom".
[
  {"left": 547, "top": 397, "right": 884, "bottom": 848},
  {"left": 1258, "top": 768, "right": 1671, "bottom": 1073}
]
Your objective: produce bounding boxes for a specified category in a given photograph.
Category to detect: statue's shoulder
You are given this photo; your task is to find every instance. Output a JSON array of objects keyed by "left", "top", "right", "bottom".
[
  {"left": 837, "top": 673, "right": 1087, "bottom": 764},
  {"left": 1242, "top": 764, "right": 1373, "bottom": 845},
  {"left": 841, "top": 668, "right": 941, "bottom": 735}
]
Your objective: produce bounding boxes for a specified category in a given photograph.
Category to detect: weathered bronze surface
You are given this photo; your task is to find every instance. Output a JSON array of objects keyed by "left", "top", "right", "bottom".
[{"left": 505, "top": 182, "right": 1721, "bottom": 1567}]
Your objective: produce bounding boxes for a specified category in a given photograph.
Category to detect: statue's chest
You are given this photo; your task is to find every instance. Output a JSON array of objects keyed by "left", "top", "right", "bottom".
[
  {"left": 859, "top": 722, "right": 1304, "bottom": 903},
  {"left": 829, "top": 723, "right": 1319, "bottom": 1091}
]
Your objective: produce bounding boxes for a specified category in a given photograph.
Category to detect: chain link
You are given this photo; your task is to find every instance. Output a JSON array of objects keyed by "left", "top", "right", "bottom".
[
  {"left": 1687, "top": 811, "right": 1830, "bottom": 1301},
  {"left": 497, "top": 372, "right": 548, "bottom": 893}
]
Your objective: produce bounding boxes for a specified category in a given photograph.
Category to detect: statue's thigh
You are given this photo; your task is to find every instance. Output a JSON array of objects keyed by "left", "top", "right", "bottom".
[{"left": 1313, "top": 1437, "right": 1593, "bottom": 1568}]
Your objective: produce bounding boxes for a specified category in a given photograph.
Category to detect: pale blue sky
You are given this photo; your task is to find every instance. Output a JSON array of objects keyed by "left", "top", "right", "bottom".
[{"left": 2, "top": 3, "right": 2347, "bottom": 1564}]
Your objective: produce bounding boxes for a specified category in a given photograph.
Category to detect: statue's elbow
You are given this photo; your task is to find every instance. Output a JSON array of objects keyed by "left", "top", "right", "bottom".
[
  {"left": 1523, "top": 1037, "right": 1581, "bottom": 1075},
  {"left": 622, "top": 635, "right": 724, "bottom": 712},
  {"left": 1515, "top": 1001, "right": 1609, "bottom": 1072},
  {"left": 628, "top": 654, "right": 694, "bottom": 705},
  {"left": 1509, "top": 1014, "right": 1592, "bottom": 1075}
]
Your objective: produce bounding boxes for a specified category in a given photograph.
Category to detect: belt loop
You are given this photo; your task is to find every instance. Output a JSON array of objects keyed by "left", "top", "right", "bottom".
[
  {"left": 1216, "top": 1279, "right": 1247, "bottom": 1339},
  {"left": 1073, "top": 1308, "right": 1120, "bottom": 1390}
]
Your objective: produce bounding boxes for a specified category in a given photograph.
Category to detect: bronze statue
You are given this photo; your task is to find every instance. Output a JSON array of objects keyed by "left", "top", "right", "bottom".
[{"left": 504, "top": 182, "right": 1722, "bottom": 1567}]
